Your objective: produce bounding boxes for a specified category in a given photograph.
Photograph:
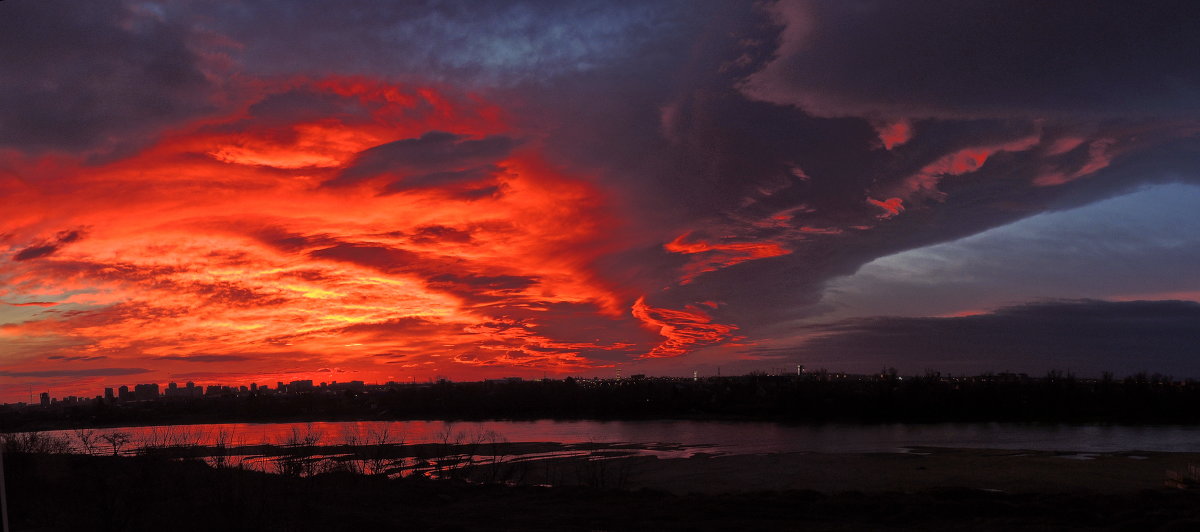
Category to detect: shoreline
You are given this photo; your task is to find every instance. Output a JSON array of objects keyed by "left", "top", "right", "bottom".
[{"left": 612, "top": 447, "right": 1200, "bottom": 494}]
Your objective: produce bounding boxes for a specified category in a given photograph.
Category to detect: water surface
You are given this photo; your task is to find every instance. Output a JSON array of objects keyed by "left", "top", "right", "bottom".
[{"left": 41, "top": 420, "right": 1200, "bottom": 454}]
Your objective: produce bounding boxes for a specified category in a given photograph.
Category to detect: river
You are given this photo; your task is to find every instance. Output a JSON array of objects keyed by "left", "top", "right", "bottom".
[{"left": 37, "top": 419, "right": 1200, "bottom": 455}]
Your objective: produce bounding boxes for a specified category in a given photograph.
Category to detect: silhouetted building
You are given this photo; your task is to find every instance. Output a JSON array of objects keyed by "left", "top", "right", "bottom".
[
  {"left": 118, "top": 385, "right": 132, "bottom": 401},
  {"left": 328, "top": 380, "right": 366, "bottom": 392},
  {"left": 104, "top": 387, "right": 114, "bottom": 401},
  {"left": 134, "top": 383, "right": 159, "bottom": 401},
  {"left": 289, "top": 380, "right": 314, "bottom": 392},
  {"left": 164, "top": 382, "right": 196, "bottom": 399},
  {"left": 39, "top": 392, "right": 49, "bottom": 407},
  {"left": 205, "top": 385, "right": 230, "bottom": 397}
]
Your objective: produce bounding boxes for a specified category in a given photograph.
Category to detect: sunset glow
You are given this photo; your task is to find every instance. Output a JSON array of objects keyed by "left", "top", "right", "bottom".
[{"left": 3, "top": 1, "right": 1200, "bottom": 402}]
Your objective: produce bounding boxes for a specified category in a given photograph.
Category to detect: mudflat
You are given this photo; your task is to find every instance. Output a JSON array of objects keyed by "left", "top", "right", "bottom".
[{"left": 618, "top": 447, "right": 1200, "bottom": 494}]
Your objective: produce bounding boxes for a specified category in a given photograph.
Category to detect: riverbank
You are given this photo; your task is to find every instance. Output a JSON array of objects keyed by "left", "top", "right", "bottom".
[
  {"left": 613, "top": 447, "right": 1200, "bottom": 494},
  {"left": 7, "top": 450, "right": 1200, "bottom": 531}
]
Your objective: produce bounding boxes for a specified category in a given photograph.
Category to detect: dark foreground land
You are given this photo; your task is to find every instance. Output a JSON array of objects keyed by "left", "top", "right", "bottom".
[{"left": 9, "top": 450, "right": 1200, "bottom": 531}]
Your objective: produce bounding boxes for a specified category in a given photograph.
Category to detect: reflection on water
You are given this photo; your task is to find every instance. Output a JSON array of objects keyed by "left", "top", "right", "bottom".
[
  {"left": 29, "top": 420, "right": 1200, "bottom": 478},
  {"left": 39, "top": 419, "right": 1200, "bottom": 453}
]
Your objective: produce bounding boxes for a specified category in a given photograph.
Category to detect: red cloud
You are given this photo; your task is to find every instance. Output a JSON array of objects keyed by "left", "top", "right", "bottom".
[
  {"left": 893, "top": 133, "right": 1041, "bottom": 200},
  {"left": 664, "top": 232, "right": 790, "bottom": 284},
  {"left": 631, "top": 297, "right": 739, "bottom": 359},
  {"left": 867, "top": 197, "right": 904, "bottom": 219},
  {"left": 2, "top": 300, "right": 58, "bottom": 307},
  {"left": 0, "top": 77, "right": 644, "bottom": 399},
  {"left": 873, "top": 119, "right": 912, "bottom": 150},
  {"left": 1033, "top": 138, "right": 1117, "bottom": 187}
]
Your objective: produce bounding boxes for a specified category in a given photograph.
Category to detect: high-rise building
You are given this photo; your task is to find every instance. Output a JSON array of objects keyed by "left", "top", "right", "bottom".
[
  {"left": 134, "top": 383, "right": 159, "bottom": 401},
  {"left": 39, "top": 391, "right": 50, "bottom": 407},
  {"left": 104, "top": 387, "right": 114, "bottom": 401},
  {"left": 118, "top": 385, "right": 132, "bottom": 401},
  {"left": 166, "top": 382, "right": 197, "bottom": 398}
]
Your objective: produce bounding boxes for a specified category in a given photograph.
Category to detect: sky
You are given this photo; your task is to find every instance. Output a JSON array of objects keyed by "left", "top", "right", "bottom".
[{"left": 2, "top": 0, "right": 1200, "bottom": 401}]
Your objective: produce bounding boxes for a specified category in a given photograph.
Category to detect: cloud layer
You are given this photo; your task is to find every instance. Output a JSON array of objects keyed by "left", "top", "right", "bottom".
[
  {"left": 791, "top": 300, "right": 1200, "bottom": 377},
  {"left": 2, "top": 0, "right": 1199, "bottom": 400}
]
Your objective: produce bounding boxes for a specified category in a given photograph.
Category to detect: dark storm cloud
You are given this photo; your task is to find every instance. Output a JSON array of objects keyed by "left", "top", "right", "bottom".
[
  {"left": 518, "top": 0, "right": 1200, "bottom": 341},
  {"left": 337, "top": 317, "right": 450, "bottom": 337},
  {"left": 328, "top": 132, "right": 517, "bottom": 187},
  {"left": 13, "top": 245, "right": 60, "bottom": 262},
  {"left": 791, "top": 300, "right": 1200, "bottom": 377},
  {"left": 0, "top": 368, "right": 152, "bottom": 378},
  {"left": 241, "top": 88, "right": 375, "bottom": 128},
  {"left": 6, "top": 0, "right": 1200, "bottom": 380},
  {"left": 47, "top": 355, "right": 107, "bottom": 362},
  {"left": 410, "top": 225, "right": 473, "bottom": 244},
  {"left": 745, "top": 1, "right": 1200, "bottom": 119},
  {"left": 309, "top": 242, "right": 542, "bottom": 304},
  {"left": 309, "top": 244, "right": 419, "bottom": 274},
  {"left": 13, "top": 230, "right": 86, "bottom": 261},
  {"left": 179, "top": 0, "right": 687, "bottom": 86},
  {"left": 686, "top": 138, "right": 1200, "bottom": 335},
  {"left": 427, "top": 273, "right": 538, "bottom": 293},
  {"left": 381, "top": 165, "right": 504, "bottom": 195},
  {"left": 506, "top": 4, "right": 1051, "bottom": 329},
  {"left": 157, "top": 354, "right": 256, "bottom": 363},
  {"left": 0, "top": 0, "right": 216, "bottom": 156}
]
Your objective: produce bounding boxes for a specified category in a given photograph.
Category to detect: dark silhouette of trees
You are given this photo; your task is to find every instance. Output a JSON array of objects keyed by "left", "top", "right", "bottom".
[{"left": 5, "top": 371, "right": 1200, "bottom": 432}]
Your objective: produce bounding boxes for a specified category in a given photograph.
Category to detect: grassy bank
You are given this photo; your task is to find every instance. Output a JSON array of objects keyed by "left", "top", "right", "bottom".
[{"left": 7, "top": 450, "right": 1200, "bottom": 531}]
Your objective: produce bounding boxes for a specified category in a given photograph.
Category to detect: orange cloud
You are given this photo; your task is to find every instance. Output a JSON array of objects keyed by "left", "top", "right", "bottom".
[
  {"left": 894, "top": 133, "right": 1041, "bottom": 199},
  {"left": 873, "top": 119, "right": 912, "bottom": 150},
  {"left": 867, "top": 197, "right": 904, "bottom": 219},
  {"left": 631, "top": 297, "right": 738, "bottom": 359},
  {"left": 1033, "top": 138, "right": 1117, "bottom": 186},
  {"left": 0, "top": 78, "right": 644, "bottom": 398},
  {"left": 664, "top": 232, "right": 790, "bottom": 284}
]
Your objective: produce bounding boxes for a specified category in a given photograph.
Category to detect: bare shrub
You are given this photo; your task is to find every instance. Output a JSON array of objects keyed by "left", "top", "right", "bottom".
[
  {"left": 2, "top": 432, "right": 72, "bottom": 454},
  {"left": 207, "top": 429, "right": 234, "bottom": 469},
  {"left": 273, "top": 424, "right": 324, "bottom": 477},
  {"left": 363, "top": 424, "right": 403, "bottom": 476},
  {"left": 99, "top": 432, "right": 133, "bottom": 456},
  {"left": 73, "top": 429, "right": 100, "bottom": 456}
]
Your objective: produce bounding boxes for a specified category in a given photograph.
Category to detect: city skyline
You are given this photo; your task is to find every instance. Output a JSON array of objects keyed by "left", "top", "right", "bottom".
[{"left": 3, "top": 1, "right": 1200, "bottom": 403}]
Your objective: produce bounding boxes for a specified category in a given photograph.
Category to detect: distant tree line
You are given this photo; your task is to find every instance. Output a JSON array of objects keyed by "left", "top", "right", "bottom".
[{"left": 4, "top": 371, "right": 1200, "bottom": 431}]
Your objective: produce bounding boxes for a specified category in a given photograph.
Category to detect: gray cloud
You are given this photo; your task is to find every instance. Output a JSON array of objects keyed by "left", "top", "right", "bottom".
[
  {"left": 1, "top": 368, "right": 152, "bottom": 378},
  {"left": 0, "top": 0, "right": 216, "bottom": 156},
  {"left": 789, "top": 300, "right": 1200, "bottom": 377},
  {"left": 157, "top": 354, "right": 256, "bottom": 363},
  {"left": 179, "top": 0, "right": 687, "bottom": 87},
  {"left": 5, "top": 0, "right": 1200, "bottom": 377},
  {"left": 328, "top": 132, "right": 517, "bottom": 188},
  {"left": 744, "top": 1, "right": 1200, "bottom": 119},
  {"left": 13, "top": 230, "right": 86, "bottom": 261},
  {"left": 822, "top": 184, "right": 1200, "bottom": 320}
]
